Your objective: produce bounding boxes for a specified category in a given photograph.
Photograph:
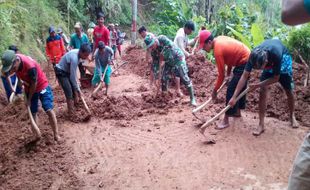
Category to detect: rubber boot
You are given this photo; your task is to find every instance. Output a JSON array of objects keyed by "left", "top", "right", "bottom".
[{"left": 188, "top": 86, "right": 197, "bottom": 106}]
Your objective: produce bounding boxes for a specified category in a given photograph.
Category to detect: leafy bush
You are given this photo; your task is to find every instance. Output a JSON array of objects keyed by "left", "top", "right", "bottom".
[{"left": 287, "top": 24, "right": 310, "bottom": 66}]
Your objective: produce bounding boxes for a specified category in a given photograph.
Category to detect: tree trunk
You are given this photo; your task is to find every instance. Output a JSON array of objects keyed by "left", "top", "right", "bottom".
[{"left": 205, "top": 0, "right": 213, "bottom": 24}]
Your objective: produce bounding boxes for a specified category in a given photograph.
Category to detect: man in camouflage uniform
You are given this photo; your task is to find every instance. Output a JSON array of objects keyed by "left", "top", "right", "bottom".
[{"left": 144, "top": 34, "right": 197, "bottom": 106}]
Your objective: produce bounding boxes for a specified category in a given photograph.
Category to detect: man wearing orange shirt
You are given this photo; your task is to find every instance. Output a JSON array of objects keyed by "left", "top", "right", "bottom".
[
  {"left": 45, "top": 26, "right": 66, "bottom": 67},
  {"left": 199, "top": 30, "right": 250, "bottom": 129}
]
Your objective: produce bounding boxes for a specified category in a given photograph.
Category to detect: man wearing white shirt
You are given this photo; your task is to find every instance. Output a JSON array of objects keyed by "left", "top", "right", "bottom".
[
  {"left": 174, "top": 21, "right": 195, "bottom": 57},
  {"left": 173, "top": 21, "right": 195, "bottom": 96}
]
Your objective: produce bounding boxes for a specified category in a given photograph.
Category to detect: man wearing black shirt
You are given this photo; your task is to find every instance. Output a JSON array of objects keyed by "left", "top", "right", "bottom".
[{"left": 228, "top": 39, "right": 298, "bottom": 136}]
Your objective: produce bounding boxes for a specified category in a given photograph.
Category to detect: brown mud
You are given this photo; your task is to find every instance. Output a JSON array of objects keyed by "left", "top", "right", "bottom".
[{"left": 0, "top": 43, "right": 309, "bottom": 190}]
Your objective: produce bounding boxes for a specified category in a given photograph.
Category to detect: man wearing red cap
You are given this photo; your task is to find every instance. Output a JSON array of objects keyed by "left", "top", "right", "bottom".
[{"left": 198, "top": 30, "right": 250, "bottom": 129}]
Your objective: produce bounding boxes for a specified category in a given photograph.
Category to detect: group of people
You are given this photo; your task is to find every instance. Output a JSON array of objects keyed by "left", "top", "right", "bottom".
[
  {"left": 0, "top": 12, "right": 124, "bottom": 142},
  {"left": 139, "top": 22, "right": 298, "bottom": 136},
  {"left": 0, "top": 0, "right": 309, "bottom": 188}
]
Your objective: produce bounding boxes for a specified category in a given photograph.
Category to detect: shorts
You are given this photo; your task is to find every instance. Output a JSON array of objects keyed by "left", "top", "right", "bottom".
[
  {"left": 29, "top": 85, "right": 54, "bottom": 114},
  {"left": 261, "top": 54, "right": 294, "bottom": 90},
  {"left": 260, "top": 72, "right": 294, "bottom": 90},
  {"left": 226, "top": 64, "right": 247, "bottom": 116},
  {"left": 55, "top": 67, "right": 75, "bottom": 99},
  {"left": 287, "top": 132, "right": 310, "bottom": 190},
  {"left": 92, "top": 65, "right": 112, "bottom": 86}
]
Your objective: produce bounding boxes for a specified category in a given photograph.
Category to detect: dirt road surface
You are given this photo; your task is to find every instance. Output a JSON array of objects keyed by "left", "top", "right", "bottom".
[{"left": 0, "top": 43, "right": 309, "bottom": 190}]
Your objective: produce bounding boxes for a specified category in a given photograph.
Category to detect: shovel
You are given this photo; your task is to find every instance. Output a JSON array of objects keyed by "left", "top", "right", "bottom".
[
  {"left": 91, "top": 65, "right": 109, "bottom": 96},
  {"left": 192, "top": 80, "right": 227, "bottom": 114},
  {"left": 80, "top": 95, "right": 91, "bottom": 116},
  {"left": 199, "top": 87, "right": 251, "bottom": 135},
  {"left": 112, "top": 61, "right": 128, "bottom": 74}
]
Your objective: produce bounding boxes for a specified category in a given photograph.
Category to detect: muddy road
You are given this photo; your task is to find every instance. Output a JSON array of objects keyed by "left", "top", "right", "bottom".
[{"left": 0, "top": 43, "right": 309, "bottom": 190}]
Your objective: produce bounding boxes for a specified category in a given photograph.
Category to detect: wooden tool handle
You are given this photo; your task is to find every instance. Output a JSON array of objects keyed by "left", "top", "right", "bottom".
[
  {"left": 200, "top": 87, "right": 251, "bottom": 130},
  {"left": 112, "top": 61, "right": 127, "bottom": 73},
  {"left": 81, "top": 95, "right": 91, "bottom": 115},
  {"left": 92, "top": 65, "right": 109, "bottom": 95},
  {"left": 9, "top": 78, "right": 18, "bottom": 103},
  {"left": 192, "top": 80, "right": 227, "bottom": 113}
]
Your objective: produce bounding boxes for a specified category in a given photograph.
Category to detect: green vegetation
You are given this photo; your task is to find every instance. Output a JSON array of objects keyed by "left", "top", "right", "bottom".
[
  {"left": 287, "top": 24, "right": 310, "bottom": 66},
  {"left": 0, "top": 0, "right": 66, "bottom": 62}
]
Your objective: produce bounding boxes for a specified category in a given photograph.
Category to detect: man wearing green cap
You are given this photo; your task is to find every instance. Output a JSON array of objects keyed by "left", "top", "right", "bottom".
[
  {"left": 1, "top": 45, "right": 23, "bottom": 102},
  {"left": 1, "top": 50, "right": 60, "bottom": 141},
  {"left": 145, "top": 34, "right": 197, "bottom": 106},
  {"left": 138, "top": 26, "right": 159, "bottom": 88}
]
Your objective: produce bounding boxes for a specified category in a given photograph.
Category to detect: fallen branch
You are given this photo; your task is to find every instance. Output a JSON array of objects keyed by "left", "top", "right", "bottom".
[{"left": 295, "top": 50, "right": 309, "bottom": 87}]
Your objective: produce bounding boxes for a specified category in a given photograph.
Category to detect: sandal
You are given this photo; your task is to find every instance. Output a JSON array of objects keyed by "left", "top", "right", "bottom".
[
  {"left": 252, "top": 127, "right": 265, "bottom": 136},
  {"left": 215, "top": 123, "right": 229, "bottom": 130}
]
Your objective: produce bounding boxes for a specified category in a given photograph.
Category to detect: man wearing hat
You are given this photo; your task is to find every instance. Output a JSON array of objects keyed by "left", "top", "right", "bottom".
[
  {"left": 57, "top": 27, "right": 69, "bottom": 51},
  {"left": 87, "top": 22, "right": 96, "bottom": 50},
  {"left": 93, "top": 12, "right": 110, "bottom": 53},
  {"left": 109, "top": 24, "right": 118, "bottom": 59},
  {"left": 54, "top": 44, "right": 92, "bottom": 115},
  {"left": 115, "top": 24, "right": 124, "bottom": 57},
  {"left": 69, "top": 22, "right": 90, "bottom": 77},
  {"left": 69, "top": 22, "right": 89, "bottom": 50},
  {"left": 145, "top": 34, "right": 197, "bottom": 106},
  {"left": 138, "top": 26, "right": 159, "bottom": 87},
  {"left": 1, "top": 50, "right": 60, "bottom": 141},
  {"left": 228, "top": 39, "right": 298, "bottom": 136},
  {"left": 92, "top": 41, "right": 114, "bottom": 96},
  {"left": 198, "top": 30, "right": 251, "bottom": 130},
  {"left": 45, "top": 26, "right": 66, "bottom": 67},
  {"left": 1, "top": 45, "right": 23, "bottom": 102}
]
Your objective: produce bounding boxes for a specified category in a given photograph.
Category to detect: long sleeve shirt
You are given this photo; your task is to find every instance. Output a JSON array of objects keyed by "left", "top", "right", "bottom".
[
  {"left": 45, "top": 34, "right": 66, "bottom": 64},
  {"left": 56, "top": 49, "right": 81, "bottom": 91}
]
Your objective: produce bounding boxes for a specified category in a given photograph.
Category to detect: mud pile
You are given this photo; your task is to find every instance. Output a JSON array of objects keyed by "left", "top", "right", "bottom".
[
  {"left": 88, "top": 95, "right": 142, "bottom": 120},
  {"left": 0, "top": 95, "right": 82, "bottom": 189},
  {"left": 123, "top": 45, "right": 147, "bottom": 78}
]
